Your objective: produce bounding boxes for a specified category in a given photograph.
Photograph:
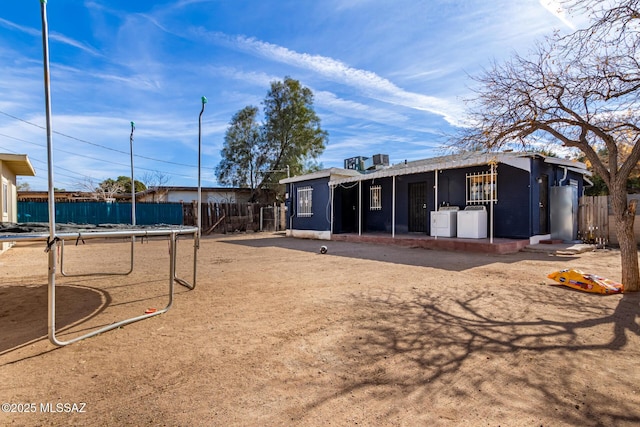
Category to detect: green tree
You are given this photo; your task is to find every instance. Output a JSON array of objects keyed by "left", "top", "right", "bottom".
[
  {"left": 17, "top": 181, "right": 31, "bottom": 191},
  {"left": 459, "top": 1, "right": 640, "bottom": 291},
  {"left": 303, "top": 159, "right": 324, "bottom": 174},
  {"left": 261, "top": 77, "right": 328, "bottom": 190},
  {"left": 216, "top": 77, "right": 328, "bottom": 200},
  {"left": 99, "top": 176, "right": 146, "bottom": 194},
  {"left": 215, "top": 106, "right": 265, "bottom": 189},
  {"left": 576, "top": 147, "right": 640, "bottom": 195}
]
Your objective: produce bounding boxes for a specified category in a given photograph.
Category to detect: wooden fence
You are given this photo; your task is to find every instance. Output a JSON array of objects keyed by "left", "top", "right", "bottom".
[
  {"left": 578, "top": 195, "right": 640, "bottom": 245},
  {"left": 578, "top": 195, "right": 609, "bottom": 245},
  {"left": 182, "top": 202, "right": 285, "bottom": 234}
]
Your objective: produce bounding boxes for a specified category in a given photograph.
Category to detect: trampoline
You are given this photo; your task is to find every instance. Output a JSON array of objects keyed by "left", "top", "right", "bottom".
[{"left": 0, "top": 1, "right": 204, "bottom": 346}]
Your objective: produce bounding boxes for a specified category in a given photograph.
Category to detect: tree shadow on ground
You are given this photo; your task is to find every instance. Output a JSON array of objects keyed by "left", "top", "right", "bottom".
[
  {"left": 220, "top": 234, "right": 579, "bottom": 272},
  {"left": 303, "top": 287, "right": 640, "bottom": 425}
]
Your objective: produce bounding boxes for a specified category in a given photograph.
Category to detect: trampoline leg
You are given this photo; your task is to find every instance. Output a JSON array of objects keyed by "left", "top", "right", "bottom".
[
  {"left": 47, "top": 239, "right": 58, "bottom": 344},
  {"left": 48, "top": 235, "right": 178, "bottom": 346},
  {"left": 173, "top": 234, "right": 198, "bottom": 290}
]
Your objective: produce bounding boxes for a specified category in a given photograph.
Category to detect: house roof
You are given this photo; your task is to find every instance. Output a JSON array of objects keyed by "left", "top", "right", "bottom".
[
  {"left": 0, "top": 153, "right": 36, "bottom": 176},
  {"left": 279, "top": 167, "right": 361, "bottom": 184},
  {"left": 323, "top": 152, "right": 589, "bottom": 186},
  {"left": 138, "top": 186, "right": 254, "bottom": 195}
]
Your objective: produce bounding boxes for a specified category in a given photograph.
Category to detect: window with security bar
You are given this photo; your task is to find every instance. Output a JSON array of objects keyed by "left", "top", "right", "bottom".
[
  {"left": 466, "top": 171, "right": 497, "bottom": 204},
  {"left": 370, "top": 185, "right": 382, "bottom": 210},
  {"left": 297, "top": 186, "right": 313, "bottom": 217}
]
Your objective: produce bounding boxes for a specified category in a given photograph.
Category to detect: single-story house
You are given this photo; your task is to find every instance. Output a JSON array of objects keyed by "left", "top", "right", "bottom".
[
  {"left": 1, "top": 153, "right": 36, "bottom": 253},
  {"left": 280, "top": 151, "right": 591, "bottom": 245}
]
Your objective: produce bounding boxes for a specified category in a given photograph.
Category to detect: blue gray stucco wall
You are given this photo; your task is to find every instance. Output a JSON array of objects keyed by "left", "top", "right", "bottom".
[
  {"left": 286, "top": 176, "right": 332, "bottom": 232},
  {"left": 289, "top": 158, "right": 584, "bottom": 239}
]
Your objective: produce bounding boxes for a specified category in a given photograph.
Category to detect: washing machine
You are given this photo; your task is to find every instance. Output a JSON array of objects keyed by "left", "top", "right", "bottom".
[
  {"left": 430, "top": 206, "right": 459, "bottom": 237},
  {"left": 457, "top": 206, "right": 488, "bottom": 238}
]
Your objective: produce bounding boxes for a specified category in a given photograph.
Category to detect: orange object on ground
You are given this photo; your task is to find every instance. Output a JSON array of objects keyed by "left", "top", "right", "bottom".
[
  {"left": 145, "top": 308, "right": 158, "bottom": 314},
  {"left": 547, "top": 269, "right": 624, "bottom": 294}
]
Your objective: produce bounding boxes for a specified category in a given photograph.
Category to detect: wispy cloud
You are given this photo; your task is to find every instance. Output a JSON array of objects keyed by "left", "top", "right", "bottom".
[
  {"left": 193, "top": 29, "right": 465, "bottom": 126},
  {"left": 210, "top": 66, "right": 276, "bottom": 88},
  {"left": 539, "top": 0, "right": 576, "bottom": 30},
  {"left": 237, "top": 35, "right": 464, "bottom": 125},
  {"left": 0, "top": 16, "right": 102, "bottom": 57},
  {"left": 329, "top": 0, "right": 379, "bottom": 12},
  {"left": 314, "top": 90, "right": 408, "bottom": 126},
  {"left": 0, "top": 17, "right": 39, "bottom": 36}
]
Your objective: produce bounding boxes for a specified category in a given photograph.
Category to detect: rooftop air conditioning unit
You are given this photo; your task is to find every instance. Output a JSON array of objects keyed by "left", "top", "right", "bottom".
[
  {"left": 372, "top": 154, "right": 389, "bottom": 166},
  {"left": 344, "top": 156, "right": 368, "bottom": 171}
]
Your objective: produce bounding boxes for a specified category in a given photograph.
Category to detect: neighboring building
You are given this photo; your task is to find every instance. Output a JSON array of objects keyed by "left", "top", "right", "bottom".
[
  {"left": 17, "top": 191, "right": 99, "bottom": 202},
  {"left": 280, "top": 152, "right": 591, "bottom": 244},
  {"left": 19, "top": 186, "right": 270, "bottom": 204},
  {"left": 0, "top": 153, "right": 36, "bottom": 253},
  {"left": 136, "top": 186, "right": 264, "bottom": 204}
]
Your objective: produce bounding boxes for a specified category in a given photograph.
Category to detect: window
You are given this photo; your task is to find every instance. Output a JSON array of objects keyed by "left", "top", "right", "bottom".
[
  {"left": 466, "top": 171, "right": 497, "bottom": 204},
  {"left": 2, "top": 181, "right": 8, "bottom": 215},
  {"left": 297, "top": 186, "right": 313, "bottom": 217},
  {"left": 370, "top": 185, "right": 382, "bottom": 210}
]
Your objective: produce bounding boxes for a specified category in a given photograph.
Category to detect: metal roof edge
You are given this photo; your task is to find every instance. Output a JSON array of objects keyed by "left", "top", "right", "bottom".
[
  {"left": 328, "top": 152, "right": 531, "bottom": 186},
  {"left": 324, "top": 152, "right": 590, "bottom": 186},
  {"left": 543, "top": 156, "right": 588, "bottom": 170},
  {"left": 280, "top": 168, "right": 360, "bottom": 184}
]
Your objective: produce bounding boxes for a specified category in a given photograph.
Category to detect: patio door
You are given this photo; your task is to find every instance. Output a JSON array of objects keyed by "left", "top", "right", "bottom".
[
  {"left": 539, "top": 174, "right": 549, "bottom": 234},
  {"left": 408, "top": 182, "right": 427, "bottom": 232},
  {"left": 340, "top": 185, "right": 358, "bottom": 233}
]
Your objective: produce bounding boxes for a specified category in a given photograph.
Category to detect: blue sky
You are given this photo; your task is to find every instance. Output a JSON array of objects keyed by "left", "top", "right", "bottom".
[{"left": 0, "top": 0, "right": 579, "bottom": 191}]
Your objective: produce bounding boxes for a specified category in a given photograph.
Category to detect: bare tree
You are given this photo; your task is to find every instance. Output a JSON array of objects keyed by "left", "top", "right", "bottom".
[
  {"left": 16, "top": 180, "right": 31, "bottom": 191},
  {"left": 460, "top": 1, "right": 640, "bottom": 291},
  {"left": 140, "top": 170, "right": 171, "bottom": 190},
  {"left": 76, "top": 177, "right": 124, "bottom": 201}
]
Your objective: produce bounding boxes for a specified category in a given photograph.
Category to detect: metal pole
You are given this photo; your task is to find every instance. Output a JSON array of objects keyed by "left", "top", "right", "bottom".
[
  {"left": 260, "top": 207, "right": 263, "bottom": 231},
  {"left": 130, "top": 121, "right": 136, "bottom": 225},
  {"left": 187, "top": 95, "right": 206, "bottom": 290},
  {"left": 197, "top": 96, "right": 207, "bottom": 245},
  {"left": 40, "top": 0, "right": 60, "bottom": 343},
  {"left": 41, "top": 0, "right": 55, "bottom": 239}
]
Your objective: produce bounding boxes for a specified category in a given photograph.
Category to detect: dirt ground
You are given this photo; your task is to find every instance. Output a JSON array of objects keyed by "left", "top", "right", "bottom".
[{"left": 1, "top": 232, "right": 639, "bottom": 426}]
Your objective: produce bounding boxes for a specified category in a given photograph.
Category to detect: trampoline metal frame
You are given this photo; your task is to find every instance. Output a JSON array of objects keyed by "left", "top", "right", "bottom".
[
  {"left": 1, "top": 1, "right": 203, "bottom": 346},
  {"left": 60, "top": 237, "right": 135, "bottom": 277},
  {"left": 0, "top": 228, "right": 197, "bottom": 346}
]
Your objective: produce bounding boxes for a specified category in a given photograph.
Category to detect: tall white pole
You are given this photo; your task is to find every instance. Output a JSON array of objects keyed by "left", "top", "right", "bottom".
[
  {"left": 41, "top": 0, "right": 55, "bottom": 240},
  {"left": 197, "top": 96, "right": 207, "bottom": 246},
  {"left": 40, "top": 0, "right": 58, "bottom": 342},
  {"left": 130, "top": 121, "right": 136, "bottom": 225}
]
